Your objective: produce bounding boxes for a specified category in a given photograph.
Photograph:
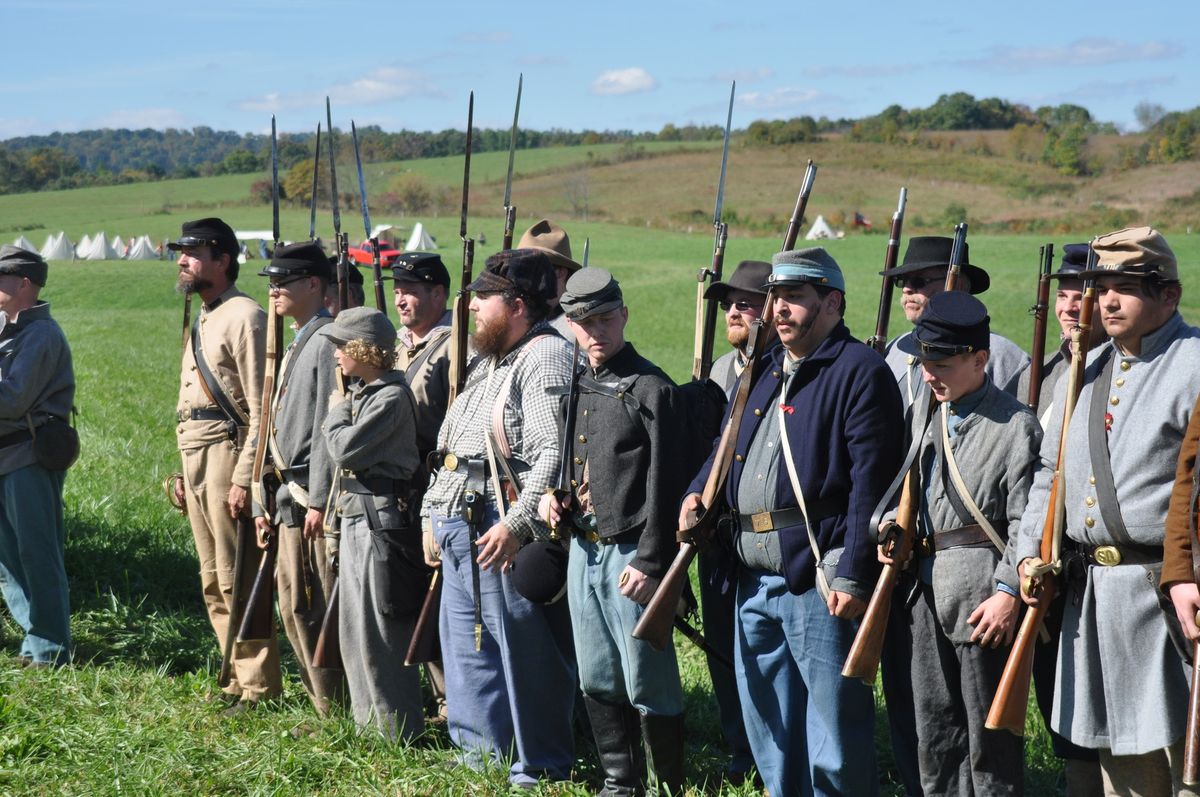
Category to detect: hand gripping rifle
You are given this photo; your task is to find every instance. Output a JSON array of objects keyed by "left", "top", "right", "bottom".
[
  {"left": 867, "top": 187, "right": 908, "bottom": 354},
  {"left": 326, "top": 98, "right": 350, "bottom": 312},
  {"left": 232, "top": 117, "right": 286, "bottom": 650},
  {"left": 693, "top": 81, "right": 735, "bottom": 382},
  {"left": 634, "top": 160, "right": 819, "bottom": 650},
  {"left": 404, "top": 94, "right": 474, "bottom": 664},
  {"left": 351, "top": 121, "right": 387, "bottom": 314},
  {"left": 1026, "top": 243, "right": 1054, "bottom": 413},
  {"left": 986, "top": 268, "right": 1098, "bottom": 735},
  {"left": 501, "top": 74, "right": 523, "bottom": 250}
]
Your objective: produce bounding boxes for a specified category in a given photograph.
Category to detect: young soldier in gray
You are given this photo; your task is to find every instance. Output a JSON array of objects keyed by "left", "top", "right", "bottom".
[
  {"left": 323, "top": 307, "right": 424, "bottom": 740},
  {"left": 881, "top": 236, "right": 1029, "bottom": 407},
  {"left": 0, "top": 245, "right": 74, "bottom": 667},
  {"left": 421, "top": 249, "right": 577, "bottom": 789},
  {"left": 170, "top": 218, "right": 282, "bottom": 713},
  {"left": 1017, "top": 227, "right": 1200, "bottom": 793},
  {"left": 539, "top": 268, "right": 688, "bottom": 795},
  {"left": 879, "top": 291, "right": 1038, "bottom": 796},
  {"left": 253, "top": 241, "right": 345, "bottom": 717}
]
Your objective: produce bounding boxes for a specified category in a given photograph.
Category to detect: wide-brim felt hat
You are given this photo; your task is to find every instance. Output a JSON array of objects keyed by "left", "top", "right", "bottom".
[
  {"left": 880, "top": 236, "right": 990, "bottom": 295},
  {"left": 517, "top": 219, "right": 581, "bottom": 273},
  {"left": 704, "top": 260, "right": 771, "bottom": 301}
]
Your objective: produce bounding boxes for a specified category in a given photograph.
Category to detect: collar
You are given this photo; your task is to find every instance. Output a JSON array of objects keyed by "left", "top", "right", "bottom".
[
  {"left": 947, "top": 378, "right": 989, "bottom": 419},
  {"left": 352, "top": 369, "right": 407, "bottom": 396},
  {"left": 770, "top": 319, "right": 853, "bottom": 369},
  {"left": 1120, "top": 311, "right": 1187, "bottom": 361},
  {"left": 0, "top": 300, "right": 50, "bottom": 337},
  {"left": 401, "top": 309, "right": 452, "bottom": 350},
  {"left": 291, "top": 308, "right": 331, "bottom": 336},
  {"left": 590, "top": 341, "right": 637, "bottom": 381},
  {"left": 494, "top": 320, "right": 556, "bottom": 367},
  {"left": 205, "top": 284, "right": 241, "bottom": 313}
]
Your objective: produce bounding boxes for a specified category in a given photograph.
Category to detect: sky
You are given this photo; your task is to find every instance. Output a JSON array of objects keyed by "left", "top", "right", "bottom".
[{"left": 4, "top": 0, "right": 1196, "bottom": 140}]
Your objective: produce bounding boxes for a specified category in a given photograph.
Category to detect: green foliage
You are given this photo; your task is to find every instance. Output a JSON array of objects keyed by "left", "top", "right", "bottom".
[
  {"left": 746, "top": 117, "right": 821, "bottom": 146},
  {"left": 1041, "top": 124, "right": 1090, "bottom": 176},
  {"left": 1145, "top": 109, "right": 1200, "bottom": 163}
]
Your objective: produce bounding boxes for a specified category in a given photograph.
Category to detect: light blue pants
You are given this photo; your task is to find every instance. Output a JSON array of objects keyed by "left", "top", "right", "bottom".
[
  {"left": 567, "top": 536, "right": 682, "bottom": 715},
  {"left": 736, "top": 568, "right": 878, "bottom": 797},
  {"left": 434, "top": 511, "right": 576, "bottom": 787},
  {"left": 0, "top": 463, "right": 69, "bottom": 664}
]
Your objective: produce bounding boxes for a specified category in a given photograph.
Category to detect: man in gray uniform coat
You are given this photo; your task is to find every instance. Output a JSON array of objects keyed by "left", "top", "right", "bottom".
[
  {"left": 1016, "top": 227, "right": 1200, "bottom": 793},
  {"left": 254, "top": 241, "right": 346, "bottom": 716},
  {"left": 0, "top": 245, "right": 74, "bottom": 667}
]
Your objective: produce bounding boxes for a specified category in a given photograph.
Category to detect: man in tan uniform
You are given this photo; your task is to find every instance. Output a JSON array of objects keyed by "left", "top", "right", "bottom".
[{"left": 171, "top": 217, "right": 281, "bottom": 713}]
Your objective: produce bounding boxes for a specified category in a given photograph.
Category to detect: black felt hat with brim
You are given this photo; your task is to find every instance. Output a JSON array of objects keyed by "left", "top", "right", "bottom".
[
  {"left": 704, "top": 260, "right": 771, "bottom": 301},
  {"left": 897, "top": 291, "right": 991, "bottom": 361},
  {"left": 879, "top": 236, "right": 990, "bottom": 295}
]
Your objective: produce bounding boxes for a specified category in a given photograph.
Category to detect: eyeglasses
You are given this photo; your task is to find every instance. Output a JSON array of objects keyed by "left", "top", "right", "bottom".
[
  {"left": 268, "top": 276, "right": 309, "bottom": 293},
  {"left": 719, "top": 300, "right": 761, "bottom": 313},
  {"left": 896, "top": 276, "right": 942, "bottom": 291}
]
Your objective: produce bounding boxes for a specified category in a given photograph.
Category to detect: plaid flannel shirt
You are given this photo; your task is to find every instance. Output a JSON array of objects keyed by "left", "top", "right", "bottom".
[{"left": 421, "top": 322, "right": 572, "bottom": 539}]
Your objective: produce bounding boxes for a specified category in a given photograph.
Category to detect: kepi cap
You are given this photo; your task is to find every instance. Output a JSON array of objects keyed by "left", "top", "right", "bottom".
[
  {"left": 387, "top": 251, "right": 450, "bottom": 289},
  {"left": 258, "top": 240, "right": 332, "bottom": 281},
  {"left": 1080, "top": 226, "right": 1178, "bottom": 281},
  {"left": 0, "top": 244, "right": 48, "bottom": 286},
  {"left": 1051, "top": 243, "right": 1090, "bottom": 280},
  {"left": 560, "top": 267, "right": 623, "bottom": 321},
  {"left": 897, "top": 291, "right": 991, "bottom": 361},
  {"left": 767, "top": 248, "right": 845, "bottom": 292},
  {"left": 168, "top": 217, "right": 240, "bottom": 259}
]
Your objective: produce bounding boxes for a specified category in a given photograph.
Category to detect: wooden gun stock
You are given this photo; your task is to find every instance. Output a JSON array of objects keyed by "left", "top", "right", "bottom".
[
  {"left": 404, "top": 570, "right": 443, "bottom": 666},
  {"left": 1185, "top": 639, "right": 1200, "bottom": 785},
  {"left": 633, "top": 539, "right": 700, "bottom": 651},
  {"left": 311, "top": 575, "right": 342, "bottom": 670},
  {"left": 218, "top": 516, "right": 252, "bottom": 687},
  {"left": 237, "top": 535, "right": 277, "bottom": 642}
]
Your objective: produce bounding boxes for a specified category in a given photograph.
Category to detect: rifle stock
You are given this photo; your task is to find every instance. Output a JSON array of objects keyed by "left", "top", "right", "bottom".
[
  {"left": 218, "top": 516, "right": 251, "bottom": 687},
  {"left": 311, "top": 576, "right": 342, "bottom": 670},
  {"left": 868, "top": 187, "right": 907, "bottom": 354},
  {"left": 238, "top": 527, "right": 278, "bottom": 642},
  {"left": 1186, "top": 637, "right": 1200, "bottom": 785},
  {"left": 404, "top": 570, "right": 443, "bottom": 666}
]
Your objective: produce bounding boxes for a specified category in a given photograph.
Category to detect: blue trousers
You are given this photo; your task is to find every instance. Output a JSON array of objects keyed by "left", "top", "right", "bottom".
[
  {"left": 736, "top": 569, "right": 878, "bottom": 797},
  {"left": 567, "top": 536, "right": 682, "bottom": 715},
  {"left": 698, "top": 550, "right": 755, "bottom": 775},
  {"left": 434, "top": 512, "right": 576, "bottom": 786},
  {"left": 0, "top": 463, "right": 69, "bottom": 664}
]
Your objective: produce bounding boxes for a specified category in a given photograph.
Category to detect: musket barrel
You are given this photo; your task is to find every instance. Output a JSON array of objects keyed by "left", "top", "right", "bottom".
[
  {"left": 869, "top": 186, "right": 907, "bottom": 354},
  {"left": 782, "top": 160, "right": 817, "bottom": 251}
]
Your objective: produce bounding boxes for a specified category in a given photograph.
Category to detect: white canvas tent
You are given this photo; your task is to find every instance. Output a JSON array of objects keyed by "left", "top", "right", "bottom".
[
  {"left": 112, "top": 236, "right": 127, "bottom": 257},
  {"left": 78, "top": 233, "right": 92, "bottom": 253},
  {"left": 40, "top": 232, "right": 75, "bottom": 261},
  {"left": 805, "top": 215, "right": 837, "bottom": 241},
  {"left": 13, "top": 235, "right": 38, "bottom": 253},
  {"left": 405, "top": 222, "right": 437, "bottom": 251},
  {"left": 79, "top": 232, "right": 120, "bottom": 260},
  {"left": 126, "top": 235, "right": 160, "bottom": 260}
]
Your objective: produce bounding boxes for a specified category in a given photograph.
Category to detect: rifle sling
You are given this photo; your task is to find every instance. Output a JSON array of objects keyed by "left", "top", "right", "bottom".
[
  {"left": 934, "top": 404, "right": 1006, "bottom": 554},
  {"left": 191, "top": 313, "right": 249, "bottom": 429},
  {"left": 869, "top": 388, "right": 935, "bottom": 539},
  {"left": 1087, "top": 348, "right": 1136, "bottom": 547},
  {"left": 400, "top": 326, "right": 451, "bottom": 381}
]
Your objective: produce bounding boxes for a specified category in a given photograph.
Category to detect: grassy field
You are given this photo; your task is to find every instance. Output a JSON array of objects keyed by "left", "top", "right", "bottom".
[{"left": 3, "top": 220, "right": 1198, "bottom": 796}]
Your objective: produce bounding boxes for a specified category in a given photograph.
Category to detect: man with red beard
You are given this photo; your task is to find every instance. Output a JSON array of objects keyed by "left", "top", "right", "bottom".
[
  {"left": 707, "top": 260, "right": 769, "bottom": 397},
  {"left": 420, "top": 249, "right": 577, "bottom": 789}
]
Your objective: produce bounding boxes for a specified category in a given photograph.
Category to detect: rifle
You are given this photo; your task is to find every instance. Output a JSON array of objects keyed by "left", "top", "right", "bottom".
[
  {"left": 237, "top": 116, "right": 285, "bottom": 645},
  {"left": 944, "top": 222, "right": 968, "bottom": 292},
  {"left": 633, "top": 160, "right": 819, "bottom": 650},
  {"left": 404, "top": 570, "right": 443, "bottom": 666},
  {"left": 326, "top": 98, "right": 350, "bottom": 312},
  {"left": 447, "top": 93, "right": 475, "bottom": 405},
  {"left": 546, "top": 339, "right": 584, "bottom": 534},
  {"left": 1185, "top": 457, "right": 1200, "bottom": 784},
  {"left": 692, "top": 81, "right": 735, "bottom": 382},
  {"left": 308, "top": 123, "right": 321, "bottom": 242},
  {"left": 1026, "top": 243, "right": 1054, "bottom": 413},
  {"left": 867, "top": 187, "right": 908, "bottom": 354},
  {"left": 985, "top": 274, "right": 1097, "bottom": 735},
  {"left": 311, "top": 367, "right": 348, "bottom": 671},
  {"left": 351, "top": 121, "right": 387, "bottom": 313},
  {"left": 501, "top": 74, "right": 523, "bottom": 250},
  {"left": 217, "top": 516, "right": 251, "bottom": 687}
]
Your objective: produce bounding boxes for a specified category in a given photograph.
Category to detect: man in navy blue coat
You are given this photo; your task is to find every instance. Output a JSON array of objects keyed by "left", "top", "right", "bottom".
[{"left": 681, "top": 247, "right": 903, "bottom": 796}]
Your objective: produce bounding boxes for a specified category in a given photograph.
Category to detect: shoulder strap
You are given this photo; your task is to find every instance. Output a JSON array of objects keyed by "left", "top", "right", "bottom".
[
  {"left": 401, "top": 326, "right": 451, "bottom": 380},
  {"left": 937, "top": 404, "right": 1006, "bottom": 553},
  {"left": 776, "top": 371, "right": 829, "bottom": 601},
  {"left": 278, "top": 316, "right": 332, "bottom": 391},
  {"left": 191, "top": 313, "right": 249, "bottom": 426},
  {"left": 1086, "top": 348, "right": 1134, "bottom": 544},
  {"left": 870, "top": 388, "right": 935, "bottom": 535},
  {"left": 490, "top": 333, "right": 553, "bottom": 460}
]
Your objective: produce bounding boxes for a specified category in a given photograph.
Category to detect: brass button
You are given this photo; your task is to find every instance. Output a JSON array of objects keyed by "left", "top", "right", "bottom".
[
  {"left": 1085, "top": 516, "right": 1095, "bottom": 528},
  {"left": 1089, "top": 475, "right": 1096, "bottom": 485},
  {"left": 754, "top": 408, "right": 762, "bottom": 417},
  {"left": 570, "top": 479, "right": 578, "bottom": 488},
  {"left": 735, "top": 454, "right": 745, "bottom": 462},
  {"left": 573, "top": 457, "right": 582, "bottom": 465},
  {"left": 906, "top": 356, "right": 916, "bottom": 365},
  {"left": 582, "top": 409, "right": 588, "bottom": 416},
  {"left": 1110, "top": 396, "right": 1119, "bottom": 406},
  {"left": 949, "top": 408, "right": 957, "bottom": 416},
  {"left": 772, "top": 370, "right": 781, "bottom": 378},
  {"left": 1115, "top": 378, "right": 1125, "bottom": 387},
  {"left": 1086, "top": 497, "right": 1095, "bottom": 507},
  {"left": 578, "top": 434, "right": 587, "bottom": 443},
  {"left": 1120, "top": 361, "right": 1130, "bottom": 371}
]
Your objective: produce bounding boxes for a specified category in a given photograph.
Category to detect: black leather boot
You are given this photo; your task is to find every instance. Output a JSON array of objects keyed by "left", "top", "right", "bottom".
[
  {"left": 584, "top": 695, "right": 645, "bottom": 796},
  {"left": 641, "top": 713, "right": 685, "bottom": 796}
]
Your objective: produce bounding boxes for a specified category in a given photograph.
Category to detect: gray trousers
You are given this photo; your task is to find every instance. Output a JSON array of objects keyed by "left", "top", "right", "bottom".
[
  {"left": 908, "top": 585, "right": 1023, "bottom": 797},
  {"left": 339, "top": 511, "right": 424, "bottom": 740}
]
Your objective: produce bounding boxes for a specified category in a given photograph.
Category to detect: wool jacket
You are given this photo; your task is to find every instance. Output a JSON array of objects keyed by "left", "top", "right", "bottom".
[
  {"left": 688, "top": 321, "right": 904, "bottom": 595},
  {"left": 567, "top": 342, "right": 689, "bottom": 580},
  {"left": 396, "top": 310, "right": 451, "bottom": 460},
  {"left": 709, "top": 347, "right": 745, "bottom": 399},
  {"left": 0, "top": 301, "right": 74, "bottom": 475}
]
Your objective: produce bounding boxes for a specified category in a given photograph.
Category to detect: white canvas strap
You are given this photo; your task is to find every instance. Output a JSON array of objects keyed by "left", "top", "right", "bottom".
[
  {"left": 777, "top": 380, "right": 830, "bottom": 601},
  {"left": 939, "top": 404, "right": 1005, "bottom": 554}
]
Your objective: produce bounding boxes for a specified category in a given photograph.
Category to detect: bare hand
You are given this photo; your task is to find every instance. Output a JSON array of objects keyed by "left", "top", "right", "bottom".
[
  {"left": 1168, "top": 581, "right": 1200, "bottom": 642},
  {"left": 618, "top": 566, "right": 659, "bottom": 606},
  {"left": 423, "top": 527, "right": 441, "bottom": 569},
  {"left": 678, "top": 493, "right": 704, "bottom": 532},
  {"left": 967, "top": 591, "right": 1019, "bottom": 647},
  {"left": 539, "top": 492, "right": 569, "bottom": 529},
  {"left": 253, "top": 516, "right": 272, "bottom": 550},
  {"left": 1016, "top": 559, "right": 1044, "bottom": 608},
  {"left": 301, "top": 507, "right": 325, "bottom": 540},
  {"left": 476, "top": 522, "right": 519, "bottom": 572},
  {"left": 827, "top": 590, "right": 866, "bottom": 620},
  {"left": 227, "top": 484, "right": 249, "bottom": 519},
  {"left": 172, "top": 475, "right": 186, "bottom": 509}
]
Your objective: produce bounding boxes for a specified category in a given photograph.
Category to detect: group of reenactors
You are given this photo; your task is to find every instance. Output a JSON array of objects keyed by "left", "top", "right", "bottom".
[{"left": 2, "top": 209, "right": 1200, "bottom": 797}]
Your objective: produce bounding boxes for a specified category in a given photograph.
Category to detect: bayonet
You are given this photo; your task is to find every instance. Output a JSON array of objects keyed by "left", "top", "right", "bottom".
[
  {"left": 326, "top": 98, "right": 349, "bottom": 311},
  {"left": 271, "top": 115, "right": 280, "bottom": 249},
  {"left": 502, "top": 74, "right": 523, "bottom": 249},
  {"left": 308, "top": 123, "right": 321, "bottom": 241},
  {"left": 582, "top": 237, "right": 590, "bottom": 269},
  {"left": 693, "top": 82, "right": 736, "bottom": 381},
  {"left": 448, "top": 92, "right": 475, "bottom": 405},
  {"left": 351, "top": 121, "right": 387, "bottom": 313}
]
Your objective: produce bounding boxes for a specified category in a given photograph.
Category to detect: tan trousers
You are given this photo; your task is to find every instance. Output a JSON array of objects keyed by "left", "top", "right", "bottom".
[
  {"left": 1100, "top": 740, "right": 1200, "bottom": 797},
  {"left": 276, "top": 522, "right": 346, "bottom": 716},
  {"left": 182, "top": 442, "right": 282, "bottom": 702}
]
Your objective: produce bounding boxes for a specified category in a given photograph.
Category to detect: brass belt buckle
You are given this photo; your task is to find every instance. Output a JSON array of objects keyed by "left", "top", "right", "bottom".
[
  {"left": 919, "top": 536, "right": 933, "bottom": 557},
  {"left": 750, "top": 511, "right": 772, "bottom": 533},
  {"left": 1093, "top": 545, "right": 1122, "bottom": 567},
  {"left": 443, "top": 452, "right": 459, "bottom": 472}
]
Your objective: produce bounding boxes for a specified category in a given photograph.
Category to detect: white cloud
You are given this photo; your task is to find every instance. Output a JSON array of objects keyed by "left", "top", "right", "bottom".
[
  {"left": 591, "top": 67, "right": 657, "bottom": 96},
  {"left": 961, "top": 38, "right": 1183, "bottom": 72},
  {"left": 738, "top": 88, "right": 821, "bottom": 111},
  {"left": 89, "top": 108, "right": 188, "bottom": 129},
  {"left": 237, "top": 67, "right": 436, "bottom": 112}
]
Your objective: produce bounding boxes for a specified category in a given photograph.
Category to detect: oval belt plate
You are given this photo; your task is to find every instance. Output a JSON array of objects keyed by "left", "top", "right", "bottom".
[
  {"left": 444, "top": 453, "right": 459, "bottom": 472},
  {"left": 1093, "top": 545, "right": 1122, "bottom": 567}
]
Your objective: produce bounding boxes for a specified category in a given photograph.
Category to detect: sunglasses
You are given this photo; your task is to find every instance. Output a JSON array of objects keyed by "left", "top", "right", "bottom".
[
  {"left": 268, "top": 276, "right": 310, "bottom": 293},
  {"left": 896, "top": 276, "right": 942, "bottom": 291},
  {"left": 719, "top": 299, "right": 761, "bottom": 313}
]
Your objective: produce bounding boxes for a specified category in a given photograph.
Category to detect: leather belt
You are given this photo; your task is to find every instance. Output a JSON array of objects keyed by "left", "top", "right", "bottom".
[
  {"left": 917, "top": 524, "right": 995, "bottom": 557},
  {"left": 277, "top": 465, "right": 309, "bottom": 487},
  {"left": 739, "top": 497, "right": 841, "bottom": 534},
  {"left": 1083, "top": 543, "right": 1163, "bottom": 568},
  {"left": 579, "top": 525, "right": 639, "bottom": 546},
  {"left": 428, "top": 450, "right": 480, "bottom": 473},
  {"left": 176, "top": 408, "right": 227, "bottom": 423},
  {"left": 340, "top": 474, "right": 405, "bottom": 497},
  {"left": 0, "top": 429, "right": 32, "bottom": 448}
]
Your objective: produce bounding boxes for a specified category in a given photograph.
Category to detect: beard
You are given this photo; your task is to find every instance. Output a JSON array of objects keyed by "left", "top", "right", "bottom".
[
  {"left": 176, "top": 273, "right": 212, "bottom": 295},
  {"left": 471, "top": 312, "right": 510, "bottom": 357},
  {"left": 725, "top": 320, "right": 750, "bottom": 349}
]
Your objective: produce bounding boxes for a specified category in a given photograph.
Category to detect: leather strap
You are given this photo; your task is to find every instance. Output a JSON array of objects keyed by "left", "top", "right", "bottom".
[
  {"left": 1088, "top": 348, "right": 1134, "bottom": 545},
  {"left": 936, "top": 404, "right": 1006, "bottom": 554},
  {"left": 191, "top": 313, "right": 249, "bottom": 428},
  {"left": 870, "top": 388, "right": 935, "bottom": 539}
]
